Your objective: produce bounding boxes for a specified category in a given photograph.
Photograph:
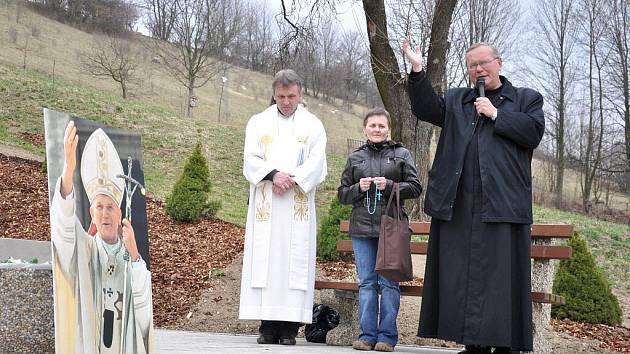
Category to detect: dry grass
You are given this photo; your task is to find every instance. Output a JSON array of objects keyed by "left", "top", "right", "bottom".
[
  {"left": 0, "top": 1, "right": 365, "bottom": 156},
  {"left": 532, "top": 158, "right": 630, "bottom": 214}
]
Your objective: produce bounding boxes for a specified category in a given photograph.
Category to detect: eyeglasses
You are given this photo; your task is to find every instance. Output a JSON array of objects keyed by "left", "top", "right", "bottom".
[{"left": 467, "top": 57, "right": 498, "bottom": 71}]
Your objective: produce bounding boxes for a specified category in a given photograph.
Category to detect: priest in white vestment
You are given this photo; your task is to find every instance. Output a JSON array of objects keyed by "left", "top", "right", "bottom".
[
  {"left": 239, "top": 69, "right": 327, "bottom": 345},
  {"left": 50, "top": 121, "right": 153, "bottom": 353}
]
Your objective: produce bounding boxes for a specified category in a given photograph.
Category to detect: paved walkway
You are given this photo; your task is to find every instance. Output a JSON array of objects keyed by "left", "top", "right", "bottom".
[{"left": 154, "top": 330, "right": 460, "bottom": 354}]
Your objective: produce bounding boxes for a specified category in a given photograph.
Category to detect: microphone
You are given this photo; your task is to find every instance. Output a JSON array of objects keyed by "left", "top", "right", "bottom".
[{"left": 476, "top": 77, "right": 485, "bottom": 97}]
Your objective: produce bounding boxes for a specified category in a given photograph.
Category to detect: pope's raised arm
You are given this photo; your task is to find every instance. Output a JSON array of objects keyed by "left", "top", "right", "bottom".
[{"left": 60, "top": 121, "right": 78, "bottom": 199}]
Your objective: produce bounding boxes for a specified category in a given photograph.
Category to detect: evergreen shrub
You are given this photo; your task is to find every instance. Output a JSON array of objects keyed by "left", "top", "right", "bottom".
[
  {"left": 166, "top": 144, "right": 221, "bottom": 222},
  {"left": 317, "top": 196, "right": 352, "bottom": 261},
  {"left": 552, "top": 233, "right": 622, "bottom": 325}
]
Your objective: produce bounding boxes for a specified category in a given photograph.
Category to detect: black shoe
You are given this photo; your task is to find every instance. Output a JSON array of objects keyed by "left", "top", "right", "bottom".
[
  {"left": 257, "top": 334, "right": 278, "bottom": 344},
  {"left": 493, "top": 348, "right": 520, "bottom": 354},
  {"left": 459, "top": 345, "right": 492, "bottom": 354},
  {"left": 279, "top": 336, "right": 296, "bottom": 345}
]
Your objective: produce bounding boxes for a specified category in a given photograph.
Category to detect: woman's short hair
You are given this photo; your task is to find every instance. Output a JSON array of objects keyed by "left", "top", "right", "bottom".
[
  {"left": 272, "top": 69, "right": 303, "bottom": 92},
  {"left": 363, "top": 107, "right": 391, "bottom": 127}
]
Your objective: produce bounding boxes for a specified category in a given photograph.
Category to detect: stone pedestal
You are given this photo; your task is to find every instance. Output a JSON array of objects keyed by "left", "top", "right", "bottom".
[
  {"left": 531, "top": 238, "right": 554, "bottom": 354},
  {"left": 0, "top": 264, "right": 54, "bottom": 354},
  {"left": 320, "top": 289, "right": 360, "bottom": 346}
]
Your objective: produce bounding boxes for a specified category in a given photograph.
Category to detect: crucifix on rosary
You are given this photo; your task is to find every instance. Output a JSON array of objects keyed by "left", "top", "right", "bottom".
[{"left": 365, "top": 181, "right": 382, "bottom": 215}]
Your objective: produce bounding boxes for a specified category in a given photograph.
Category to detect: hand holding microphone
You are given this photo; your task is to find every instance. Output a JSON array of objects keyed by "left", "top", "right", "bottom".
[{"left": 473, "top": 77, "right": 498, "bottom": 119}]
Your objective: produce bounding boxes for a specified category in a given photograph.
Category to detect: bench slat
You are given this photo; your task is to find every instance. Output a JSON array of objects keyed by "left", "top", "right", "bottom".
[
  {"left": 314, "top": 281, "right": 565, "bottom": 305},
  {"left": 335, "top": 240, "right": 572, "bottom": 260},
  {"left": 339, "top": 221, "right": 573, "bottom": 239}
]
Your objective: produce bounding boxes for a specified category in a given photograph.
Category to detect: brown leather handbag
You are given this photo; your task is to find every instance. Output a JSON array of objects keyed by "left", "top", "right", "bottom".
[{"left": 375, "top": 183, "right": 413, "bottom": 282}]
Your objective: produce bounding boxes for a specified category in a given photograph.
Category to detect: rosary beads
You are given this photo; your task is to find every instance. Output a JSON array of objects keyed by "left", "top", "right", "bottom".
[{"left": 365, "top": 182, "right": 382, "bottom": 215}]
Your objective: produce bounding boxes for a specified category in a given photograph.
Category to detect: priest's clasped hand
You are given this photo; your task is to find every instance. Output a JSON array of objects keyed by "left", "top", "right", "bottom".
[{"left": 272, "top": 171, "right": 295, "bottom": 195}]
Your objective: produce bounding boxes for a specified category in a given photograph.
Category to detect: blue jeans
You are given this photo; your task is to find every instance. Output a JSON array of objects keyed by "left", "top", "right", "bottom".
[{"left": 352, "top": 236, "right": 400, "bottom": 346}]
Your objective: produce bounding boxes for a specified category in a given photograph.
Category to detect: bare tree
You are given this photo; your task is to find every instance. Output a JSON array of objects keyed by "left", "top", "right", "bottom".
[
  {"left": 531, "top": 0, "right": 578, "bottom": 208},
  {"left": 277, "top": 0, "right": 457, "bottom": 219},
  {"left": 317, "top": 18, "right": 340, "bottom": 102},
  {"left": 338, "top": 30, "right": 368, "bottom": 106},
  {"left": 205, "top": 0, "right": 244, "bottom": 58},
  {"left": 238, "top": 1, "right": 274, "bottom": 72},
  {"left": 447, "top": 0, "right": 521, "bottom": 87},
  {"left": 155, "top": 0, "right": 224, "bottom": 117},
  {"left": 81, "top": 35, "right": 138, "bottom": 99},
  {"left": 577, "top": 0, "right": 610, "bottom": 212},
  {"left": 388, "top": 0, "right": 435, "bottom": 73},
  {"left": 605, "top": 0, "right": 630, "bottom": 191},
  {"left": 145, "top": 0, "right": 177, "bottom": 40}
]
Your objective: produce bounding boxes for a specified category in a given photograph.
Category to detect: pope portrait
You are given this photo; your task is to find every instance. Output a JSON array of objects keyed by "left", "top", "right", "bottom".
[{"left": 50, "top": 120, "right": 153, "bottom": 353}]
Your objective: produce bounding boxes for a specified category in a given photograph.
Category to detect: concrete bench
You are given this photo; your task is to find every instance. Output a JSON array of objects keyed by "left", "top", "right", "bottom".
[{"left": 315, "top": 221, "right": 573, "bottom": 353}]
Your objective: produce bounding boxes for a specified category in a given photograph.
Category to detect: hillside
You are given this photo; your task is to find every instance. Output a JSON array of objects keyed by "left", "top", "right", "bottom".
[
  {"left": 0, "top": 2, "right": 368, "bottom": 153},
  {"left": 0, "top": 2, "right": 366, "bottom": 225}
]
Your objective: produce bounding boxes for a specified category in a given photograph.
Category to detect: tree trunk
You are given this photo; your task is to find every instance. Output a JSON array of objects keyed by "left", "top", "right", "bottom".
[
  {"left": 362, "top": 0, "right": 456, "bottom": 220},
  {"left": 121, "top": 81, "right": 127, "bottom": 99},
  {"left": 187, "top": 84, "right": 194, "bottom": 117},
  {"left": 426, "top": 0, "right": 458, "bottom": 97}
]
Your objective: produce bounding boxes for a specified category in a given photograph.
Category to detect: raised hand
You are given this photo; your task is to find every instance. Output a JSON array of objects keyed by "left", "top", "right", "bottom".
[
  {"left": 121, "top": 219, "right": 140, "bottom": 262},
  {"left": 402, "top": 38, "right": 423, "bottom": 73},
  {"left": 60, "top": 121, "right": 79, "bottom": 198}
]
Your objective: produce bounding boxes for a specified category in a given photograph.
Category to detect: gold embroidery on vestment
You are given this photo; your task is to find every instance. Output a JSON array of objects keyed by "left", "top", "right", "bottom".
[
  {"left": 260, "top": 135, "right": 273, "bottom": 161},
  {"left": 255, "top": 185, "right": 270, "bottom": 221},
  {"left": 293, "top": 186, "right": 308, "bottom": 221}
]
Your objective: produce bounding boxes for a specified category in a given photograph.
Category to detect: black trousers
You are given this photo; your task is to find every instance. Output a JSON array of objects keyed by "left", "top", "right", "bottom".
[{"left": 259, "top": 321, "right": 300, "bottom": 338}]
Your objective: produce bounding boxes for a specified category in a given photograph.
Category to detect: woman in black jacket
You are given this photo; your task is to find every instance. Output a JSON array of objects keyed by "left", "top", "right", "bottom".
[{"left": 338, "top": 108, "right": 422, "bottom": 352}]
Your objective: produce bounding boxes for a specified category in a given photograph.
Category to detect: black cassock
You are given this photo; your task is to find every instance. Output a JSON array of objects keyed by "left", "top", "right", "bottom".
[{"left": 418, "top": 90, "right": 533, "bottom": 351}]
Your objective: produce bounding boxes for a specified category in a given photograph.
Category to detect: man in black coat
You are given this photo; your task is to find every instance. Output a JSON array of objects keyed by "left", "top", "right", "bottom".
[{"left": 403, "top": 40, "right": 545, "bottom": 354}]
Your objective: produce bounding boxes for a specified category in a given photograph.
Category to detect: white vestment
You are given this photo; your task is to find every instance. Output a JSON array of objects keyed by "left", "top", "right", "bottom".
[
  {"left": 50, "top": 178, "right": 153, "bottom": 353},
  {"left": 239, "top": 104, "right": 327, "bottom": 323}
]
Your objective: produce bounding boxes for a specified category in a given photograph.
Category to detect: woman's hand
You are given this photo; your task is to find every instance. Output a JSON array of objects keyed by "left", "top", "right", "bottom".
[
  {"left": 359, "top": 177, "right": 373, "bottom": 192},
  {"left": 372, "top": 177, "right": 387, "bottom": 191}
]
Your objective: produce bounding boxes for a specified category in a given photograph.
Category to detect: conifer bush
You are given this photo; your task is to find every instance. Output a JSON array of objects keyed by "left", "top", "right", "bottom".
[
  {"left": 551, "top": 233, "right": 622, "bottom": 326},
  {"left": 317, "top": 196, "right": 352, "bottom": 261},
  {"left": 166, "top": 144, "right": 221, "bottom": 222}
]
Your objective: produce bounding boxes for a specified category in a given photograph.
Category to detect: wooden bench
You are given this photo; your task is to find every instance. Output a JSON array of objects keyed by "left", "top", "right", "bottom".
[{"left": 315, "top": 221, "right": 573, "bottom": 351}]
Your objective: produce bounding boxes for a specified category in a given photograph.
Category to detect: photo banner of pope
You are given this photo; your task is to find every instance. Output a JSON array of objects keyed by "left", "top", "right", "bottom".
[{"left": 44, "top": 108, "right": 153, "bottom": 354}]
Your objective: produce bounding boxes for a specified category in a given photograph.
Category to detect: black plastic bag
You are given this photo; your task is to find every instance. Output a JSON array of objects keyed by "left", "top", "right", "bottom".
[{"left": 304, "top": 303, "right": 340, "bottom": 343}]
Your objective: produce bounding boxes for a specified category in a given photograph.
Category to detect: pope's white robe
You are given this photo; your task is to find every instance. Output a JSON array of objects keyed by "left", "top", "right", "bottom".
[
  {"left": 239, "top": 104, "right": 327, "bottom": 323},
  {"left": 50, "top": 178, "right": 153, "bottom": 353}
]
